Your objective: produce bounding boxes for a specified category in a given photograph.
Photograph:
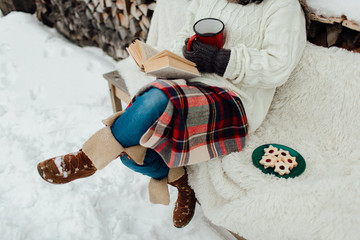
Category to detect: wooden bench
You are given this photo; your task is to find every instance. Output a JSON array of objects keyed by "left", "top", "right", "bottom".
[{"left": 103, "top": 70, "right": 131, "bottom": 112}]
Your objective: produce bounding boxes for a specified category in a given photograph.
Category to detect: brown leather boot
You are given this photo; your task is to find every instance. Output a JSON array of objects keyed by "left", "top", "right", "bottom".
[
  {"left": 37, "top": 149, "right": 97, "bottom": 184},
  {"left": 37, "top": 111, "right": 124, "bottom": 184},
  {"left": 168, "top": 169, "right": 196, "bottom": 228},
  {"left": 37, "top": 125, "right": 124, "bottom": 184},
  {"left": 37, "top": 111, "right": 148, "bottom": 184}
]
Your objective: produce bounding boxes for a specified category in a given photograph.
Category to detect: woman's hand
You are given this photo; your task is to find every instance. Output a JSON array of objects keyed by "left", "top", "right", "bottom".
[{"left": 182, "top": 38, "right": 231, "bottom": 76}]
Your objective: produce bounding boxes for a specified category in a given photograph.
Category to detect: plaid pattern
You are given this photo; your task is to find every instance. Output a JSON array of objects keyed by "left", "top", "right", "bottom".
[{"left": 133, "top": 79, "right": 248, "bottom": 168}]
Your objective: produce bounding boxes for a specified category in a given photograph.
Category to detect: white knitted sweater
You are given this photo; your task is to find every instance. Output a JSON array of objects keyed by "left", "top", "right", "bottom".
[{"left": 172, "top": 0, "right": 307, "bottom": 133}]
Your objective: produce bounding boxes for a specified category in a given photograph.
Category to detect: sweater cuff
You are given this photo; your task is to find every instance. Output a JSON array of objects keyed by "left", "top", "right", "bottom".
[{"left": 223, "top": 47, "right": 244, "bottom": 83}]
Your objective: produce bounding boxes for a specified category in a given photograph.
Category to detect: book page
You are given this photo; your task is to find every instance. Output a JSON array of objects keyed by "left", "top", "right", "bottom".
[
  {"left": 146, "top": 66, "right": 200, "bottom": 79},
  {"left": 126, "top": 46, "right": 142, "bottom": 68},
  {"left": 146, "top": 50, "right": 196, "bottom": 67},
  {"left": 145, "top": 56, "right": 198, "bottom": 74},
  {"left": 127, "top": 40, "right": 159, "bottom": 69},
  {"left": 138, "top": 40, "right": 159, "bottom": 62}
]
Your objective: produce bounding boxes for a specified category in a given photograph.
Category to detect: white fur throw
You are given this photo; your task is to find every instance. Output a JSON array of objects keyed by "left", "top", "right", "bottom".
[{"left": 187, "top": 43, "right": 360, "bottom": 240}]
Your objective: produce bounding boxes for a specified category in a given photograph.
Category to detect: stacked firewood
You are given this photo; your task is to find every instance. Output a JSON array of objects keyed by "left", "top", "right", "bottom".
[
  {"left": 308, "top": 14, "right": 360, "bottom": 53},
  {"left": 0, "top": 0, "right": 35, "bottom": 15},
  {"left": 36, "top": 0, "right": 156, "bottom": 60}
]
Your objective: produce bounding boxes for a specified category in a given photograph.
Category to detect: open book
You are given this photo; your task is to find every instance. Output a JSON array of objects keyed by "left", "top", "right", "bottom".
[{"left": 127, "top": 39, "right": 200, "bottom": 79}]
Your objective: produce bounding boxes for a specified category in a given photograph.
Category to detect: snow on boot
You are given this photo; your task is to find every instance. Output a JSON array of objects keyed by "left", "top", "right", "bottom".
[
  {"left": 168, "top": 168, "right": 197, "bottom": 228},
  {"left": 37, "top": 149, "right": 96, "bottom": 184}
]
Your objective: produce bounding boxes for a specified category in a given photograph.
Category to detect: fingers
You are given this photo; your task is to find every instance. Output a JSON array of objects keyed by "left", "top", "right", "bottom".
[
  {"left": 192, "top": 40, "right": 218, "bottom": 52},
  {"left": 185, "top": 38, "right": 190, "bottom": 45},
  {"left": 182, "top": 45, "right": 196, "bottom": 59},
  {"left": 184, "top": 38, "right": 204, "bottom": 50}
]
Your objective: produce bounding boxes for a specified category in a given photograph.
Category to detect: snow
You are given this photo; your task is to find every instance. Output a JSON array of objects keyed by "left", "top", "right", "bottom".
[
  {"left": 54, "top": 156, "right": 68, "bottom": 177},
  {"left": 0, "top": 12, "right": 223, "bottom": 240},
  {"left": 307, "top": 0, "right": 360, "bottom": 25}
]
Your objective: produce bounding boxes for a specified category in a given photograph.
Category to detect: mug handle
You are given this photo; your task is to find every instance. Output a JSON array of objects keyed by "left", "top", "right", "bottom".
[{"left": 187, "top": 34, "right": 198, "bottom": 51}]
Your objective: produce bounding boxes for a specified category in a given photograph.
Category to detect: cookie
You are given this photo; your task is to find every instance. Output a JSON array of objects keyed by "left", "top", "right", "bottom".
[
  {"left": 259, "top": 155, "right": 278, "bottom": 169},
  {"left": 280, "top": 156, "right": 298, "bottom": 170},
  {"left": 274, "top": 161, "right": 290, "bottom": 175},
  {"left": 264, "top": 145, "right": 280, "bottom": 156},
  {"left": 278, "top": 149, "right": 291, "bottom": 158}
]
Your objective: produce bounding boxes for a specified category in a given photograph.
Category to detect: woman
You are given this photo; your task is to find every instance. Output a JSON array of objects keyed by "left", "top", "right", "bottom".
[{"left": 37, "top": 0, "right": 307, "bottom": 228}]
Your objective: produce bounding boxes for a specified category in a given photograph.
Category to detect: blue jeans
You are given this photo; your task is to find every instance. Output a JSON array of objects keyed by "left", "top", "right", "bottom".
[{"left": 111, "top": 88, "right": 170, "bottom": 180}]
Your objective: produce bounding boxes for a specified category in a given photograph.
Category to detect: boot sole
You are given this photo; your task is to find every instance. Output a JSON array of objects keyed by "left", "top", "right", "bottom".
[
  {"left": 37, "top": 163, "right": 96, "bottom": 184},
  {"left": 173, "top": 209, "right": 196, "bottom": 228}
]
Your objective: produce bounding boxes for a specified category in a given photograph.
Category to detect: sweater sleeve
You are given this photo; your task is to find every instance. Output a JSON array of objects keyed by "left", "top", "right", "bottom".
[
  {"left": 223, "top": 1, "right": 307, "bottom": 89},
  {"left": 170, "top": 0, "right": 200, "bottom": 56}
]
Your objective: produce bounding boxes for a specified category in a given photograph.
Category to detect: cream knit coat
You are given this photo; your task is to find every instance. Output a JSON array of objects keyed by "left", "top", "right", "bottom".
[{"left": 172, "top": 0, "right": 307, "bottom": 133}]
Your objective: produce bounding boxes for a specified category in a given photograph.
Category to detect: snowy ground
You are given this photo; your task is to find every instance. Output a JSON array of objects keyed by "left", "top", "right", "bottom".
[{"left": 0, "top": 12, "right": 224, "bottom": 240}]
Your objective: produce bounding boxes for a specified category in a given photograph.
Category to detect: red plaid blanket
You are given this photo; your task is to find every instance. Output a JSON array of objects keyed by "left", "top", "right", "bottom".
[{"left": 136, "top": 79, "right": 248, "bottom": 168}]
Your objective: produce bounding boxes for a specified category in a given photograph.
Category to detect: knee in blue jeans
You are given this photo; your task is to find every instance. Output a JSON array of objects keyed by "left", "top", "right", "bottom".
[
  {"left": 111, "top": 87, "right": 169, "bottom": 148},
  {"left": 136, "top": 88, "right": 169, "bottom": 116}
]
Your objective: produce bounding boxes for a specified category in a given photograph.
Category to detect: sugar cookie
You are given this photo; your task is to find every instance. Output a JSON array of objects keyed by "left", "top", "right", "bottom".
[
  {"left": 278, "top": 149, "right": 291, "bottom": 158},
  {"left": 274, "top": 161, "right": 291, "bottom": 175},
  {"left": 259, "top": 155, "right": 278, "bottom": 169},
  {"left": 264, "top": 145, "right": 280, "bottom": 156}
]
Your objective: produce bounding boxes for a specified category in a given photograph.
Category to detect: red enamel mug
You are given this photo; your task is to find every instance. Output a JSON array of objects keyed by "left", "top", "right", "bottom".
[{"left": 187, "top": 18, "right": 225, "bottom": 51}]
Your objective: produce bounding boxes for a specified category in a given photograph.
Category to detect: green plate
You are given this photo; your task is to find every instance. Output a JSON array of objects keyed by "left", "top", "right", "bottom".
[{"left": 252, "top": 144, "right": 306, "bottom": 178}]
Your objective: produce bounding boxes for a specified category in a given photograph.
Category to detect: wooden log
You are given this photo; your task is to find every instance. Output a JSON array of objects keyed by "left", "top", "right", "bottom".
[
  {"left": 118, "top": 12, "right": 129, "bottom": 28},
  {"left": 310, "top": 13, "right": 345, "bottom": 25},
  {"left": 104, "top": 0, "right": 113, "bottom": 8},
  {"left": 102, "top": 11, "right": 109, "bottom": 23},
  {"left": 310, "top": 13, "right": 360, "bottom": 32},
  {"left": 118, "top": 26, "right": 129, "bottom": 40},
  {"left": 116, "top": 0, "right": 126, "bottom": 10},
  {"left": 113, "top": 10, "right": 121, "bottom": 29},
  {"left": 308, "top": 20, "right": 322, "bottom": 39},
  {"left": 326, "top": 24, "right": 342, "bottom": 47},
  {"left": 141, "top": 14, "right": 150, "bottom": 28},
  {"left": 96, "top": 0, "right": 105, "bottom": 12},
  {"left": 93, "top": 11, "right": 102, "bottom": 28},
  {"left": 130, "top": 2, "right": 141, "bottom": 20},
  {"left": 110, "top": 3, "right": 117, "bottom": 17},
  {"left": 85, "top": 7, "right": 94, "bottom": 21},
  {"left": 104, "top": 13, "right": 115, "bottom": 28},
  {"left": 129, "top": 16, "right": 141, "bottom": 36},
  {"left": 88, "top": 2, "right": 96, "bottom": 12},
  {"left": 138, "top": 4, "right": 148, "bottom": 16},
  {"left": 313, "top": 31, "right": 328, "bottom": 48},
  {"left": 342, "top": 20, "right": 360, "bottom": 32},
  {"left": 139, "top": 20, "right": 148, "bottom": 37},
  {"left": 148, "top": 2, "right": 156, "bottom": 11}
]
